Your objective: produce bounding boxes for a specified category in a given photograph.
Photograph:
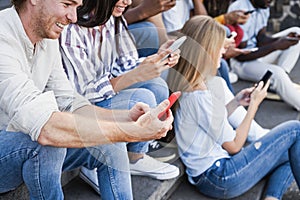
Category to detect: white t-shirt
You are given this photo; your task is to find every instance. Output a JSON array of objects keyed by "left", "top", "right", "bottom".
[
  {"left": 162, "top": 0, "right": 194, "bottom": 32},
  {"left": 175, "top": 77, "right": 235, "bottom": 183},
  {"left": 228, "top": 0, "right": 270, "bottom": 48}
]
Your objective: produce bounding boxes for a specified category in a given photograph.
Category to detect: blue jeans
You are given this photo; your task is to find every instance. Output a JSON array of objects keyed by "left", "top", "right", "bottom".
[
  {"left": 193, "top": 120, "right": 300, "bottom": 199},
  {"left": 96, "top": 77, "right": 169, "bottom": 154},
  {"left": 0, "top": 131, "right": 132, "bottom": 200},
  {"left": 217, "top": 59, "right": 234, "bottom": 93},
  {"left": 128, "top": 21, "right": 159, "bottom": 57}
]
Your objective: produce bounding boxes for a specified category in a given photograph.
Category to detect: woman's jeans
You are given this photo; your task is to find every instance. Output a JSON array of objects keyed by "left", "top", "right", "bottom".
[
  {"left": 194, "top": 120, "right": 300, "bottom": 199},
  {"left": 96, "top": 77, "right": 169, "bottom": 154},
  {"left": 0, "top": 131, "right": 132, "bottom": 200}
]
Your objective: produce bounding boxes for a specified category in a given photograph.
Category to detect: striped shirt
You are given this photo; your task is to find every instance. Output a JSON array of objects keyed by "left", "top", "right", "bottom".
[{"left": 60, "top": 16, "right": 142, "bottom": 103}]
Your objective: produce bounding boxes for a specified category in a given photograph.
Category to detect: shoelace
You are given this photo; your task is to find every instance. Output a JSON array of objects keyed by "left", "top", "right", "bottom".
[{"left": 149, "top": 141, "right": 161, "bottom": 149}]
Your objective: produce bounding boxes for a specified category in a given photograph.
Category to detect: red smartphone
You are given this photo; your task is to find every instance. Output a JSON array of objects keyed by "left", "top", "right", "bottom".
[{"left": 158, "top": 91, "right": 181, "bottom": 120}]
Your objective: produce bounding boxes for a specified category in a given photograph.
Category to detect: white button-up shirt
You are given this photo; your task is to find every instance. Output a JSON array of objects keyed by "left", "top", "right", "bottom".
[{"left": 0, "top": 7, "right": 90, "bottom": 141}]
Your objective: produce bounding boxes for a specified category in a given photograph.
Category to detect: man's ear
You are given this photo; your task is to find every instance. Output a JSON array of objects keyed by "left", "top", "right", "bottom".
[{"left": 30, "top": 0, "right": 38, "bottom": 6}]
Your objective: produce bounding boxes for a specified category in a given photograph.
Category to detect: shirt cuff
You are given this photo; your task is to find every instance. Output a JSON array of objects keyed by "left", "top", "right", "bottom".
[{"left": 6, "top": 91, "right": 59, "bottom": 141}]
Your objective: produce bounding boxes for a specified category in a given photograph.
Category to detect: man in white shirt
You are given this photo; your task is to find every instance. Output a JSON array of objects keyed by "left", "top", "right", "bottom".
[
  {"left": 0, "top": 0, "right": 173, "bottom": 199},
  {"left": 229, "top": 0, "right": 300, "bottom": 111}
]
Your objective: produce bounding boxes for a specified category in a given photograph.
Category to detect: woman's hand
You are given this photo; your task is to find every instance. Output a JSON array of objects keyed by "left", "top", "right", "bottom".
[
  {"left": 234, "top": 87, "right": 253, "bottom": 106},
  {"left": 249, "top": 80, "right": 269, "bottom": 107}
]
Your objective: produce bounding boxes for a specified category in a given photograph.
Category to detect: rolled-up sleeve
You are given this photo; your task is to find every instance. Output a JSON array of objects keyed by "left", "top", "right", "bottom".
[{"left": 0, "top": 35, "right": 89, "bottom": 141}]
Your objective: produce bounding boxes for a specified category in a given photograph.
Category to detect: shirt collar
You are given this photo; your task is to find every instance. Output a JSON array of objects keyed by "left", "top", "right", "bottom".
[{"left": 10, "top": 6, "right": 47, "bottom": 51}]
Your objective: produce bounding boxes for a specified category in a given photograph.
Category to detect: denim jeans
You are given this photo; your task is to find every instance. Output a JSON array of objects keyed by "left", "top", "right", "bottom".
[
  {"left": 0, "top": 131, "right": 132, "bottom": 200},
  {"left": 96, "top": 77, "right": 169, "bottom": 154},
  {"left": 128, "top": 21, "right": 159, "bottom": 57},
  {"left": 217, "top": 59, "right": 234, "bottom": 93},
  {"left": 193, "top": 120, "right": 300, "bottom": 199}
]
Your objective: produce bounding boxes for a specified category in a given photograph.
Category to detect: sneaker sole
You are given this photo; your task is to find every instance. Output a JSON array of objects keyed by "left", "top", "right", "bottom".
[
  {"left": 79, "top": 171, "right": 100, "bottom": 195},
  {"left": 130, "top": 168, "right": 180, "bottom": 180}
]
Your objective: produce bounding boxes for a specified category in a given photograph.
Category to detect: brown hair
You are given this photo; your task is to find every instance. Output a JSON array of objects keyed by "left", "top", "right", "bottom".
[
  {"left": 11, "top": 0, "right": 24, "bottom": 10},
  {"left": 77, "top": 0, "right": 119, "bottom": 27}
]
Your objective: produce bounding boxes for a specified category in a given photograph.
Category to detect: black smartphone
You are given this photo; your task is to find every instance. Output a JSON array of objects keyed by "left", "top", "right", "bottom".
[
  {"left": 257, "top": 70, "right": 273, "bottom": 87},
  {"left": 244, "top": 10, "right": 255, "bottom": 15}
]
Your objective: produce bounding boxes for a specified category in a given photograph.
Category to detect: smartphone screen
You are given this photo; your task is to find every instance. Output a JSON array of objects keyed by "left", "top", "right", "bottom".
[
  {"left": 161, "top": 36, "right": 187, "bottom": 61},
  {"left": 244, "top": 10, "right": 255, "bottom": 15},
  {"left": 258, "top": 70, "right": 273, "bottom": 87}
]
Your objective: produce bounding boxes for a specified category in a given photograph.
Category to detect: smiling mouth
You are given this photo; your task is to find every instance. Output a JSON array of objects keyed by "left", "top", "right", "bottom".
[
  {"left": 55, "top": 22, "right": 67, "bottom": 29},
  {"left": 116, "top": 6, "right": 125, "bottom": 11}
]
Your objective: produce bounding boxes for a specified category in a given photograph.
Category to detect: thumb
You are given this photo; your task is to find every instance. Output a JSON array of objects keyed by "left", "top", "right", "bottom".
[{"left": 152, "top": 99, "right": 170, "bottom": 118}]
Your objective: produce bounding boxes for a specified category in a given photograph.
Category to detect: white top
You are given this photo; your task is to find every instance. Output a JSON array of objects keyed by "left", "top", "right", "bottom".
[
  {"left": 162, "top": 0, "right": 194, "bottom": 33},
  {"left": 175, "top": 77, "right": 236, "bottom": 184},
  {"left": 0, "top": 7, "right": 89, "bottom": 141},
  {"left": 228, "top": 0, "right": 270, "bottom": 48}
]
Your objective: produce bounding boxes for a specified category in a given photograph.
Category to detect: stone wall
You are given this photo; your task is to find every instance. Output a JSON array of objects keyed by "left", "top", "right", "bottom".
[{"left": 268, "top": 0, "right": 300, "bottom": 32}]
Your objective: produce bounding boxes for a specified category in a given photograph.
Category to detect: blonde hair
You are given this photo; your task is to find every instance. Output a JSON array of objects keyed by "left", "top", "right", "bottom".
[{"left": 167, "top": 16, "right": 226, "bottom": 93}]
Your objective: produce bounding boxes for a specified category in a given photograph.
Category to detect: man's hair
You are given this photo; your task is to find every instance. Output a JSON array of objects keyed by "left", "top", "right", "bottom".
[
  {"left": 11, "top": 0, "right": 24, "bottom": 10},
  {"left": 77, "top": 0, "right": 118, "bottom": 27}
]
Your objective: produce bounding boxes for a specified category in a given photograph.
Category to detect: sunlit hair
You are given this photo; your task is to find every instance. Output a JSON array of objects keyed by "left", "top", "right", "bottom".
[
  {"left": 167, "top": 15, "right": 226, "bottom": 93},
  {"left": 77, "top": 0, "right": 119, "bottom": 27}
]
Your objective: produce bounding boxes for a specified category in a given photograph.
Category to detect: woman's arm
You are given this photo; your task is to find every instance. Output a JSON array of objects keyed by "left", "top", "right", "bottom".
[{"left": 223, "top": 81, "right": 269, "bottom": 154}]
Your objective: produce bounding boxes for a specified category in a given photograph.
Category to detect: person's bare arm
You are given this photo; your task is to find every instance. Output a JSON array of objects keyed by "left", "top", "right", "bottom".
[
  {"left": 236, "top": 27, "right": 299, "bottom": 61},
  {"left": 191, "top": 0, "right": 207, "bottom": 15},
  {"left": 147, "top": 13, "right": 169, "bottom": 45},
  {"left": 110, "top": 44, "right": 179, "bottom": 92},
  {"left": 124, "top": 0, "right": 176, "bottom": 24},
  {"left": 38, "top": 100, "right": 173, "bottom": 148},
  {"left": 223, "top": 82, "right": 268, "bottom": 154}
]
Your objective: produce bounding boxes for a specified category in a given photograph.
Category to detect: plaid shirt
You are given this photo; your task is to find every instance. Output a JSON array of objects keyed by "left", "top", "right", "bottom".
[{"left": 60, "top": 16, "right": 143, "bottom": 103}]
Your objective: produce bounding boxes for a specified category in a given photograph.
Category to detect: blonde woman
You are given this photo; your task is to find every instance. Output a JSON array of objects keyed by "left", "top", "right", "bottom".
[{"left": 168, "top": 16, "right": 300, "bottom": 200}]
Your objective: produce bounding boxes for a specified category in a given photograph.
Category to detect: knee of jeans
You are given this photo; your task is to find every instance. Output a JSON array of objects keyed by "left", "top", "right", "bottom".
[
  {"left": 142, "top": 79, "right": 169, "bottom": 102},
  {"left": 89, "top": 143, "right": 129, "bottom": 168},
  {"left": 129, "top": 88, "right": 157, "bottom": 108},
  {"left": 39, "top": 146, "right": 67, "bottom": 162},
  {"left": 129, "top": 22, "right": 159, "bottom": 49}
]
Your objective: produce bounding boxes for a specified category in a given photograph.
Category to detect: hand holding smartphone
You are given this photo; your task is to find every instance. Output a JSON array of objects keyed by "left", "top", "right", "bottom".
[
  {"left": 249, "top": 70, "right": 272, "bottom": 96},
  {"left": 244, "top": 10, "right": 255, "bottom": 15},
  {"left": 161, "top": 36, "right": 187, "bottom": 61},
  {"left": 158, "top": 91, "right": 181, "bottom": 120},
  {"left": 257, "top": 70, "right": 273, "bottom": 87}
]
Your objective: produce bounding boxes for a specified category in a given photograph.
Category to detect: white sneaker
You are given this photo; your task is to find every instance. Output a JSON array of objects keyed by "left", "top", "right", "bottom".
[
  {"left": 130, "top": 155, "right": 180, "bottom": 180},
  {"left": 79, "top": 167, "right": 100, "bottom": 194},
  {"left": 147, "top": 141, "right": 177, "bottom": 162},
  {"left": 229, "top": 71, "right": 238, "bottom": 83}
]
